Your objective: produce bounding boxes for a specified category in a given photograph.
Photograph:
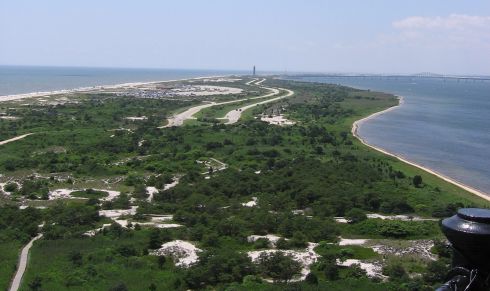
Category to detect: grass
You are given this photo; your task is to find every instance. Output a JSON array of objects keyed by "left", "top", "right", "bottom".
[
  {"left": 19, "top": 231, "right": 182, "bottom": 291},
  {"left": 0, "top": 241, "right": 22, "bottom": 291},
  {"left": 315, "top": 242, "right": 378, "bottom": 260}
]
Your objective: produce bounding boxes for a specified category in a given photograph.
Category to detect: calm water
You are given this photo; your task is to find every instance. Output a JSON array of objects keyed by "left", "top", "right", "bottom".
[
  {"left": 294, "top": 76, "right": 490, "bottom": 195},
  {"left": 0, "top": 66, "right": 245, "bottom": 96}
]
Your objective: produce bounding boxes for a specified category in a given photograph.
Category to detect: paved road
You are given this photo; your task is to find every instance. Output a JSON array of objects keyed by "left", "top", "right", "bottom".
[
  {"left": 9, "top": 234, "right": 43, "bottom": 291},
  {"left": 162, "top": 79, "right": 279, "bottom": 127},
  {"left": 0, "top": 133, "right": 33, "bottom": 146},
  {"left": 222, "top": 88, "right": 295, "bottom": 124}
]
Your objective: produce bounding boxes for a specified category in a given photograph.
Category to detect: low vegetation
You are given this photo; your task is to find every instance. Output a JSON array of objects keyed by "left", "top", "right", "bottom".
[{"left": 0, "top": 77, "right": 487, "bottom": 290}]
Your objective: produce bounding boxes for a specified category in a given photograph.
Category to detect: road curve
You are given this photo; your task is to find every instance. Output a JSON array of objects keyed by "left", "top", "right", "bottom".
[
  {"left": 161, "top": 81, "right": 279, "bottom": 127},
  {"left": 9, "top": 234, "right": 43, "bottom": 291},
  {"left": 222, "top": 88, "right": 294, "bottom": 124}
]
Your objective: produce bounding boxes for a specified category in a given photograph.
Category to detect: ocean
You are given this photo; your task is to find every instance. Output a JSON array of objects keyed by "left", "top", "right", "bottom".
[
  {"left": 0, "top": 66, "right": 245, "bottom": 96},
  {"left": 293, "top": 76, "right": 490, "bottom": 196}
]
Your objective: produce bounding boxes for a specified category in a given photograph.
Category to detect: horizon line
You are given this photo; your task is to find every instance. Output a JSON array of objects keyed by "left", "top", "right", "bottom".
[{"left": 1, "top": 64, "right": 489, "bottom": 78}]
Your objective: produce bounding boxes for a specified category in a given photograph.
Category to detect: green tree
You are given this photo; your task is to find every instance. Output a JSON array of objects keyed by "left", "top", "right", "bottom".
[
  {"left": 257, "top": 252, "right": 302, "bottom": 283},
  {"left": 28, "top": 276, "right": 42, "bottom": 291},
  {"left": 413, "top": 175, "right": 423, "bottom": 187},
  {"left": 346, "top": 208, "right": 367, "bottom": 223}
]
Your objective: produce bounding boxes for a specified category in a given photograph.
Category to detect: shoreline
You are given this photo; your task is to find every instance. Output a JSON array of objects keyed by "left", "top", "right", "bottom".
[
  {"left": 352, "top": 96, "right": 490, "bottom": 202},
  {"left": 0, "top": 75, "right": 231, "bottom": 102}
]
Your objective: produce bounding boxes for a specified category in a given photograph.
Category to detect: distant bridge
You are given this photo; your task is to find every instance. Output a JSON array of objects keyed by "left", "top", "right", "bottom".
[{"left": 284, "top": 73, "right": 490, "bottom": 82}]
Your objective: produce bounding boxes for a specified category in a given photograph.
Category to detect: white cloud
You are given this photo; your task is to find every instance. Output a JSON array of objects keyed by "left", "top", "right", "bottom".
[
  {"left": 389, "top": 14, "right": 490, "bottom": 49},
  {"left": 393, "top": 14, "right": 490, "bottom": 30}
]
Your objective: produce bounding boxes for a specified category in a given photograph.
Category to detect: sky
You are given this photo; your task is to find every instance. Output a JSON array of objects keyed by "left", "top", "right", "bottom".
[{"left": 1, "top": 0, "right": 489, "bottom": 75}]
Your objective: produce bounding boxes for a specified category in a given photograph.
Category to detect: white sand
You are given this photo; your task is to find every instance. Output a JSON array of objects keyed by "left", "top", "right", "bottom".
[
  {"left": 260, "top": 115, "right": 296, "bottom": 126},
  {"left": 125, "top": 116, "right": 147, "bottom": 121},
  {"left": 147, "top": 177, "right": 180, "bottom": 202},
  {"left": 149, "top": 215, "right": 174, "bottom": 222},
  {"left": 248, "top": 242, "right": 320, "bottom": 282},
  {"left": 352, "top": 96, "right": 490, "bottom": 201},
  {"left": 0, "top": 133, "right": 33, "bottom": 146},
  {"left": 336, "top": 259, "right": 385, "bottom": 278},
  {"left": 338, "top": 238, "right": 369, "bottom": 246},
  {"left": 96, "top": 189, "right": 120, "bottom": 201},
  {"left": 146, "top": 187, "right": 159, "bottom": 202},
  {"left": 150, "top": 240, "right": 202, "bottom": 267},
  {"left": 0, "top": 75, "right": 229, "bottom": 103},
  {"left": 222, "top": 88, "right": 294, "bottom": 124},
  {"left": 99, "top": 206, "right": 138, "bottom": 219},
  {"left": 242, "top": 197, "right": 258, "bottom": 207},
  {"left": 334, "top": 217, "right": 350, "bottom": 223},
  {"left": 366, "top": 213, "right": 438, "bottom": 221},
  {"left": 48, "top": 189, "right": 79, "bottom": 200},
  {"left": 163, "top": 177, "right": 180, "bottom": 190},
  {"left": 334, "top": 213, "right": 437, "bottom": 223},
  {"left": 47, "top": 188, "right": 120, "bottom": 201},
  {"left": 371, "top": 240, "right": 436, "bottom": 261}
]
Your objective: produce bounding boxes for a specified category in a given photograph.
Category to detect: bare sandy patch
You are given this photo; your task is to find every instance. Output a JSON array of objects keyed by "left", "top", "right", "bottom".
[
  {"left": 150, "top": 240, "right": 202, "bottom": 267},
  {"left": 260, "top": 114, "right": 295, "bottom": 126},
  {"left": 247, "top": 242, "right": 320, "bottom": 282}
]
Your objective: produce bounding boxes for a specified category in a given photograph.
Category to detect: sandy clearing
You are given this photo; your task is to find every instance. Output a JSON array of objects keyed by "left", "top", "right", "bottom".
[
  {"left": 336, "top": 258, "right": 385, "bottom": 278},
  {"left": 352, "top": 96, "right": 490, "bottom": 201},
  {"left": 146, "top": 187, "right": 159, "bottom": 202},
  {"left": 334, "top": 217, "right": 350, "bottom": 223},
  {"left": 338, "top": 238, "right": 369, "bottom": 246},
  {"left": 366, "top": 213, "right": 438, "bottom": 221},
  {"left": 247, "top": 242, "right": 320, "bottom": 282},
  {"left": 242, "top": 197, "right": 258, "bottom": 207},
  {"left": 222, "top": 88, "right": 294, "bottom": 124},
  {"left": 47, "top": 188, "right": 120, "bottom": 201},
  {"left": 9, "top": 234, "right": 43, "bottom": 291},
  {"left": 371, "top": 240, "right": 436, "bottom": 260},
  {"left": 99, "top": 206, "right": 138, "bottom": 219},
  {"left": 48, "top": 189, "right": 79, "bottom": 200},
  {"left": 150, "top": 240, "right": 202, "bottom": 267},
  {"left": 260, "top": 114, "right": 296, "bottom": 126},
  {"left": 147, "top": 177, "right": 180, "bottom": 202},
  {"left": 125, "top": 116, "right": 147, "bottom": 121},
  {"left": 0, "top": 133, "right": 33, "bottom": 146}
]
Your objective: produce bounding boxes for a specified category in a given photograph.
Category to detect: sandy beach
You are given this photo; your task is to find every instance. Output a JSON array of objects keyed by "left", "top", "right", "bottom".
[
  {"left": 0, "top": 75, "right": 229, "bottom": 103},
  {"left": 352, "top": 96, "right": 490, "bottom": 202}
]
